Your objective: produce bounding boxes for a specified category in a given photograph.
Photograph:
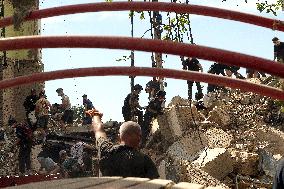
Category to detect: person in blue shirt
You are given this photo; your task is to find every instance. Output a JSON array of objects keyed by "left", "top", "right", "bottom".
[{"left": 82, "top": 94, "right": 94, "bottom": 125}]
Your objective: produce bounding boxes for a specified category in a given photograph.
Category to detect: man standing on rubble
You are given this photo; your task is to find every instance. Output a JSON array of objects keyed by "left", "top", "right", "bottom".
[
  {"left": 9, "top": 117, "right": 33, "bottom": 175},
  {"left": 82, "top": 94, "right": 94, "bottom": 125},
  {"left": 181, "top": 56, "right": 203, "bottom": 100},
  {"left": 86, "top": 109, "right": 159, "bottom": 178},
  {"left": 207, "top": 62, "right": 244, "bottom": 93},
  {"left": 122, "top": 84, "right": 144, "bottom": 126},
  {"left": 56, "top": 88, "right": 74, "bottom": 128},
  {"left": 272, "top": 37, "right": 284, "bottom": 90},
  {"left": 273, "top": 37, "right": 284, "bottom": 63},
  {"left": 35, "top": 90, "right": 51, "bottom": 143},
  {"left": 142, "top": 90, "right": 166, "bottom": 146}
]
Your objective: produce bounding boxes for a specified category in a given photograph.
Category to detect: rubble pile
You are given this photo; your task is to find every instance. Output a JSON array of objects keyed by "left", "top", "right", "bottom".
[
  {"left": 0, "top": 128, "right": 19, "bottom": 176},
  {"left": 146, "top": 89, "right": 284, "bottom": 188}
]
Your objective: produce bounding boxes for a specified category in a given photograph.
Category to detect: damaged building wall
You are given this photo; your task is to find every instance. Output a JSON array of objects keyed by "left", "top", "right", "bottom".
[{"left": 1, "top": 0, "right": 43, "bottom": 126}]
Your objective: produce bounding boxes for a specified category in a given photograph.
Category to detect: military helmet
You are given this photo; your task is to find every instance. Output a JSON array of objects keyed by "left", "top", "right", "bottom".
[
  {"left": 133, "top": 84, "right": 143, "bottom": 91},
  {"left": 272, "top": 37, "right": 279, "bottom": 42}
]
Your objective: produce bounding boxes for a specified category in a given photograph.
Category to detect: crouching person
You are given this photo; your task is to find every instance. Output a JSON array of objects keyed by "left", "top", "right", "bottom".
[
  {"left": 86, "top": 109, "right": 159, "bottom": 179},
  {"left": 37, "top": 154, "right": 60, "bottom": 175}
]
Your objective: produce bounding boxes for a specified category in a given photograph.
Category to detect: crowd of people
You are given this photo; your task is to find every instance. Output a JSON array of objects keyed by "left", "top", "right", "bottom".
[{"left": 4, "top": 37, "right": 284, "bottom": 187}]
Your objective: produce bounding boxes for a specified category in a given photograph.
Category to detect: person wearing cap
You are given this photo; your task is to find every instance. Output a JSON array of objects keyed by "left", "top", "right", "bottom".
[
  {"left": 86, "top": 109, "right": 159, "bottom": 178},
  {"left": 82, "top": 94, "right": 94, "bottom": 125},
  {"left": 35, "top": 90, "right": 51, "bottom": 143},
  {"left": 23, "top": 89, "right": 39, "bottom": 129},
  {"left": 142, "top": 90, "right": 166, "bottom": 146},
  {"left": 56, "top": 88, "right": 74, "bottom": 128},
  {"left": 272, "top": 37, "right": 284, "bottom": 90},
  {"left": 273, "top": 37, "right": 284, "bottom": 63},
  {"left": 9, "top": 117, "right": 33, "bottom": 175},
  {"left": 122, "top": 84, "right": 144, "bottom": 126}
]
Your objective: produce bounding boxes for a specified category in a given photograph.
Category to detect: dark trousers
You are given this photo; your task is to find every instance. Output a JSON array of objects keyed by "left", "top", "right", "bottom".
[
  {"left": 122, "top": 107, "right": 143, "bottom": 126},
  {"left": 187, "top": 80, "right": 203, "bottom": 99},
  {"left": 142, "top": 112, "right": 155, "bottom": 146},
  {"left": 18, "top": 143, "right": 32, "bottom": 174}
]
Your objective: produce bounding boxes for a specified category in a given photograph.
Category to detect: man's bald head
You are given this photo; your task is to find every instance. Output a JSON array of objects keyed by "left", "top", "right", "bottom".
[{"left": 119, "top": 121, "right": 141, "bottom": 148}]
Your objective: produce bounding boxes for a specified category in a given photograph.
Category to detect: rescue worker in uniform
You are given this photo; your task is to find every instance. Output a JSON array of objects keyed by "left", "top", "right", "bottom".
[
  {"left": 122, "top": 84, "right": 143, "bottom": 126},
  {"left": 207, "top": 62, "right": 244, "bottom": 93},
  {"left": 181, "top": 56, "right": 203, "bottom": 100},
  {"left": 142, "top": 90, "right": 166, "bottom": 146},
  {"left": 145, "top": 78, "right": 160, "bottom": 101}
]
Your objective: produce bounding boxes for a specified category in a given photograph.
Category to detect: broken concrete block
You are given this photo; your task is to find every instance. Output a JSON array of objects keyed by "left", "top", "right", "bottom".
[
  {"left": 157, "top": 113, "right": 175, "bottom": 143},
  {"left": 231, "top": 150, "right": 259, "bottom": 176},
  {"left": 186, "top": 165, "right": 230, "bottom": 188},
  {"left": 207, "top": 107, "right": 231, "bottom": 127},
  {"left": 165, "top": 105, "right": 204, "bottom": 139},
  {"left": 192, "top": 148, "right": 233, "bottom": 180},
  {"left": 205, "top": 128, "right": 233, "bottom": 148},
  {"left": 167, "top": 132, "right": 207, "bottom": 162},
  {"left": 168, "top": 96, "right": 192, "bottom": 107}
]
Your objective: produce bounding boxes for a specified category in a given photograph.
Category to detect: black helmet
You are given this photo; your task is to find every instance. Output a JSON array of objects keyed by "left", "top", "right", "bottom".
[
  {"left": 156, "top": 90, "right": 166, "bottom": 98},
  {"left": 133, "top": 84, "right": 143, "bottom": 91},
  {"left": 56, "top": 88, "right": 63, "bottom": 93},
  {"left": 272, "top": 37, "right": 279, "bottom": 42}
]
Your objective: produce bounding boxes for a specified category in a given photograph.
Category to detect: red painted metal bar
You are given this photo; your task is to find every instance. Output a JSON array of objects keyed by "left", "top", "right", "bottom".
[
  {"left": 0, "top": 2, "right": 283, "bottom": 31},
  {"left": 0, "top": 67, "right": 282, "bottom": 100},
  {"left": 0, "top": 36, "right": 284, "bottom": 78}
]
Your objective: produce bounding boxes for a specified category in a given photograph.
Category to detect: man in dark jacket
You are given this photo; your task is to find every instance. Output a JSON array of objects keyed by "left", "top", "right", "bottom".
[
  {"left": 122, "top": 84, "right": 143, "bottom": 126},
  {"left": 142, "top": 90, "right": 166, "bottom": 145},
  {"left": 86, "top": 109, "right": 159, "bottom": 179},
  {"left": 23, "top": 89, "right": 38, "bottom": 130},
  {"left": 182, "top": 57, "right": 203, "bottom": 100},
  {"left": 9, "top": 117, "right": 33, "bottom": 175},
  {"left": 145, "top": 78, "right": 160, "bottom": 101},
  {"left": 273, "top": 37, "right": 284, "bottom": 63}
]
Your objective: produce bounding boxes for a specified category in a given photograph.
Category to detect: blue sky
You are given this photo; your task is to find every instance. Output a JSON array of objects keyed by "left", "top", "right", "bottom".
[{"left": 40, "top": 0, "right": 283, "bottom": 122}]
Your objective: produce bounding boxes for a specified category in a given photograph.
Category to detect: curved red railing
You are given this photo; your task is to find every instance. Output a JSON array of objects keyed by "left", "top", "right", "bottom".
[
  {"left": 0, "top": 67, "right": 282, "bottom": 100},
  {"left": 1, "top": 36, "right": 284, "bottom": 78},
  {"left": 0, "top": 2, "right": 283, "bottom": 31}
]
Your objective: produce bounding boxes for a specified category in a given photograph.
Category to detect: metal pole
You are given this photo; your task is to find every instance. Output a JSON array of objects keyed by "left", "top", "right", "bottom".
[
  {"left": 152, "top": 0, "right": 164, "bottom": 91},
  {"left": 130, "top": 10, "right": 135, "bottom": 91}
]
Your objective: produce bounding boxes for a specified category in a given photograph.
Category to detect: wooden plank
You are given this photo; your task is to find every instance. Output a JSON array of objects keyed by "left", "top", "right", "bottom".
[
  {"left": 7, "top": 177, "right": 98, "bottom": 189},
  {"left": 53, "top": 177, "right": 122, "bottom": 189},
  {"left": 128, "top": 179, "right": 174, "bottom": 189},
  {"left": 172, "top": 182, "right": 205, "bottom": 189},
  {"left": 85, "top": 177, "right": 150, "bottom": 189},
  {"left": 7, "top": 177, "right": 121, "bottom": 189}
]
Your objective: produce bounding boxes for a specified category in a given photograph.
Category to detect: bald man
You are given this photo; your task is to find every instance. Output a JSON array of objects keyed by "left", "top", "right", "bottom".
[{"left": 87, "top": 109, "right": 159, "bottom": 179}]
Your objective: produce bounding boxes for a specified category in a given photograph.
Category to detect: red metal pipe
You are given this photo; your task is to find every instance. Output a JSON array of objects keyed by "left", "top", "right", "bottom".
[
  {"left": 0, "top": 67, "right": 282, "bottom": 100},
  {"left": 0, "top": 36, "right": 284, "bottom": 78},
  {"left": 0, "top": 2, "right": 283, "bottom": 31}
]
